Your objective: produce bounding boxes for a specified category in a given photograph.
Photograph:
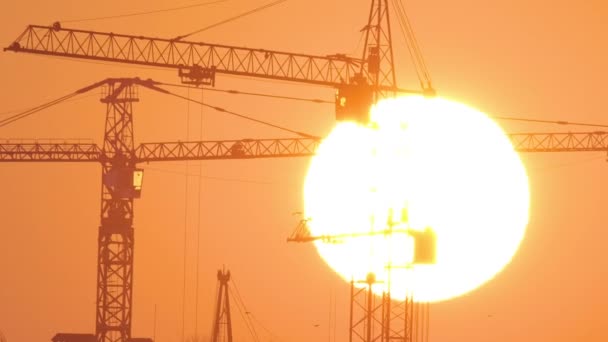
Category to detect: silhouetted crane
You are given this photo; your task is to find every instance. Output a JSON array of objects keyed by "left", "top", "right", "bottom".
[
  {"left": 3, "top": 1, "right": 608, "bottom": 342},
  {"left": 211, "top": 269, "right": 233, "bottom": 342}
]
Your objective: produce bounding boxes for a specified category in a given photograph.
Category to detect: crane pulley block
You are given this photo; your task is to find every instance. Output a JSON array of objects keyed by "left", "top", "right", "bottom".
[{"left": 178, "top": 65, "right": 217, "bottom": 86}]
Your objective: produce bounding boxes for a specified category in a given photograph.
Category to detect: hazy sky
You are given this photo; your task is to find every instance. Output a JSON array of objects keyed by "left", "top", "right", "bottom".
[{"left": 0, "top": 0, "right": 607, "bottom": 341}]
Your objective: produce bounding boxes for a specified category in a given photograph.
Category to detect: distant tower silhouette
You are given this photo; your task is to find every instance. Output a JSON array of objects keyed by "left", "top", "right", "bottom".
[{"left": 211, "top": 269, "right": 233, "bottom": 342}]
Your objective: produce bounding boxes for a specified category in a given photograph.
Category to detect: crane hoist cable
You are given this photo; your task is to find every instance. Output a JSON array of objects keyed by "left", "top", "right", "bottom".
[
  {"left": 0, "top": 82, "right": 320, "bottom": 139},
  {"left": 194, "top": 87, "right": 204, "bottom": 339},
  {"left": 158, "top": 82, "right": 333, "bottom": 104},
  {"left": 230, "top": 277, "right": 261, "bottom": 342},
  {"left": 5, "top": 80, "right": 605, "bottom": 134},
  {"left": 154, "top": 83, "right": 608, "bottom": 130},
  {"left": 174, "top": 0, "right": 289, "bottom": 41},
  {"left": 180, "top": 86, "right": 193, "bottom": 342},
  {"left": 0, "top": 92, "right": 80, "bottom": 128},
  {"left": 391, "top": 0, "right": 423, "bottom": 87},
  {"left": 394, "top": 0, "right": 433, "bottom": 85},
  {"left": 493, "top": 116, "right": 608, "bottom": 128},
  {"left": 61, "top": 0, "right": 229, "bottom": 24},
  {"left": 246, "top": 311, "right": 286, "bottom": 342},
  {"left": 0, "top": 93, "right": 98, "bottom": 118},
  {"left": 229, "top": 287, "right": 260, "bottom": 342},
  {"left": 390, "top": 0, "right": 433, "bottom": 90},
  {"left": 163, "top": 88, "right": 319, "bottom": 138},
  {"left": 144, "top": 166, "right": 272, "bottom": 184}
]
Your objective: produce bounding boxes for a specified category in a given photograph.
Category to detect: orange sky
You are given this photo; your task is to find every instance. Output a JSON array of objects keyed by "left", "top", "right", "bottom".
[{"left": 0, "top": 0, "right": 607, "bottom": 341}]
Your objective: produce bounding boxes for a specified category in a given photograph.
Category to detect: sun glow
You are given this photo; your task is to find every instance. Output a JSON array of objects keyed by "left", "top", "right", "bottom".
[{"left": 304, "top": 96, "right": 529, "bottom": 302}]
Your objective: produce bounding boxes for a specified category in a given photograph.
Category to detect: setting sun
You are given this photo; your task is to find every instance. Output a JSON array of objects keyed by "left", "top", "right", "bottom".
[{"left": 304, "top": 96, "right": 530, "bottom": 302}]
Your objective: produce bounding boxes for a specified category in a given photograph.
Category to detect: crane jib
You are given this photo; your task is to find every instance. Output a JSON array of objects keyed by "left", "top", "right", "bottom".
[
  {"left": 2, "top": 132, "right": 608, "bottom": 164},
  {"left": 5, "top": 24, "right": 369, "bottom": 88}
]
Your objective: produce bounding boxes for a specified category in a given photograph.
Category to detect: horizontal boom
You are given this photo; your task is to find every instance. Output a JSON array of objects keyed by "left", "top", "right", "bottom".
[{"left": 5, "top": 24, "right": 394, "bottom": 90}]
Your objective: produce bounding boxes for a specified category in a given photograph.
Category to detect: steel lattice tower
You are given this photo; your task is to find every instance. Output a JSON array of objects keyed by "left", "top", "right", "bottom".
[
  {"left": 361, "top": 0, "right": 397, "bottom": 93},
  {"left": 96, "top": 80, "right": 139, "bottom": 342},
  {"left": 211, "top": 269, "right": 233, "bottom": 342}
]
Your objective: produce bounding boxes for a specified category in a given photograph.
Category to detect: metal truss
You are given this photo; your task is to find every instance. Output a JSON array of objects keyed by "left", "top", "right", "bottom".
[
  {"left": 96, "top": 80, "right": 138, "bottom": 342},
  {"left": 3, "top": 132, "right": 608, "bottom": 164},
  {"left": 0, "top": 138, "right": 320, "bottom": 163},
  {"left": 135, "top": 137, "right": 320, "bottom": 162},
  {"left": 509, "top": 132, "right": 608, "bottom": 152},
  {"left": 0, "top": 142, "right": 100, "bottom": 161},
  {"left": 6, "top": 25, "right": 368, "bottom": 89},
  {"left": 361, "top": 0, "right": 397, "bottom": 90},
  {"left": 350, "top": 275, "right": 385, "bottom": 342},
  {"left": 211, "top": 269, "right": 233, "bottom": 342}
]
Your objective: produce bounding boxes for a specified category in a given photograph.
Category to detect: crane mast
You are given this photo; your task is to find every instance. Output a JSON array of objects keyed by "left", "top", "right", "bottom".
[{"left": 361, "top": 0, "right": 397, "bottom": 91}]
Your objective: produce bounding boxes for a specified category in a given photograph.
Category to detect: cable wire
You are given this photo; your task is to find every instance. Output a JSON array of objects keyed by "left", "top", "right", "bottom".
[
  {"left": 390, "top": 0, "right": 433, "bottom": 90},
  {"left": 350, "top": 31, "right": 366, "bottom": 56},
  {"left": 228, "top": 286, "right": 260, "bottom": 342},
  {"left": 0, "top": 91, "right": 81, "bottom": 128},
  {"left": 61, "top": 0, "right": 229, "bottom": 24},
  {"left": 181, "top": 87, "right": 192, "bottom": 342},
  {"left": 0, "top": 93, "right": 99, "bottom": 118},
  {"left": 390, "top": 0, "right": 422, "bottom": 86},
  {"left": 230, "top": 278, "right": 261, "bottom": 342},
  {"left": 174, "top": 0, "right": 288, "bottom": 40},
  {"left": 144, "top": 166, "right": 273, "bottom": 184},
  {"left": 247, "top": 312, "right": 286, "bottom": 342},
  {"left": 492, "top": 115, "right": 608, "bottom": 128},
  {"left": 158, "top": 82, "right": 333, "bottom": 104},
  {"left": 162, "top": 88, "right": 318, "bottom": 138},
  {"left": 194, "top": 88, "right": 204, "bottom": 339}
]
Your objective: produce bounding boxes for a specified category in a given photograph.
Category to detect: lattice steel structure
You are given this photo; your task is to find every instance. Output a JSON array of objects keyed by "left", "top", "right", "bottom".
[
  {"left": 509, "top": 132, "right": 608, "bottom": 152},
  {"left": 211, "top": 269, "right": 233, "bottom": 342},
  {"left": 2, "top": 79, "right": 606, "bottom": 341},
  {"left": 4, "top": 1, "right": 429, "bottom": 124},
  {"left": 5, "top": 24, "right": 363, "bottom": 88},
  {"left": 95, "top": 80, "right": 138, "bottom": 342},
  {"left": 4, "top": 1, "right": 607, "bottom": 341},
  {"left": 350, "top": 274, "right": 385, "bottom": 342},
  {"left": 361, "top": 0, "right": 397, "bottom": 92},
  {"left": 4, "top": 131, "right": 608, "bottom": 164},
  {"left": 348, "top": 273, "right": 430, "bottom": 342},
  {"left": 0, "top": 78, "right": 320, "bottom": 342}
]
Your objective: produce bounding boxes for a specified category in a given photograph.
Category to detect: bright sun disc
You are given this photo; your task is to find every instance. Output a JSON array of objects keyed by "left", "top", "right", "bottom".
[{"left": 304, "top": 96, "right": 529, "bottom": 302}]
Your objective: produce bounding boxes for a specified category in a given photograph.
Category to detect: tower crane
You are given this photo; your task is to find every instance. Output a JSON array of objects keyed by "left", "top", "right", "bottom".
[
  {"left": 2, "top": 2, "right": 428, "bottom": 342},
  {"left": 211, "top": 268, "right": 233, "bottom": 342},
  {"left": 3, "top": 0, "right": 433, "bottom": 124},
  {"left": 0, "top": 77, "right": 320, "bottom": 342},
  {"left": 2, "top": 1, "right": 608, "bottom": 342}
]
